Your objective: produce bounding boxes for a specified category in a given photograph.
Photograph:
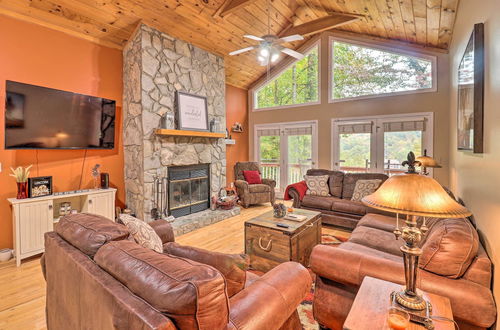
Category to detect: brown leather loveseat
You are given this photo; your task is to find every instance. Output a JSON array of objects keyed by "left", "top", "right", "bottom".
[
  {"left": 310, "top": 213, "right": 496, "bottom": 330},
  {"left": 41, "top": 213, "right": 311, "bottom": 330},
  {"left": 288, "top": 169, "right": 389, "bottom": 229}
]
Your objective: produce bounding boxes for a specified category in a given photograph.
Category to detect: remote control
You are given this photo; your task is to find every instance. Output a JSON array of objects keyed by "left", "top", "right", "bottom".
[{"left": 276, "top": 223, "right": 289, "bottom": 228}]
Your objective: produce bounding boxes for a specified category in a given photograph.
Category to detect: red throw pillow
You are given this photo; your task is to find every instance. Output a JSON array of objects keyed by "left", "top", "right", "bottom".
[{"left": 243, "top": 170, "right": 262, "bottom": 184}]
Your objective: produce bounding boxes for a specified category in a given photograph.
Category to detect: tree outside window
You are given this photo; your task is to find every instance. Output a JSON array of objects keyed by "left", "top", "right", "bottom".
[
  {"left": 332, "top": 41, "right": 434, "bottom": 100},
  {"left": 255, "top": 45, "right": 319, "bottom": 109}
]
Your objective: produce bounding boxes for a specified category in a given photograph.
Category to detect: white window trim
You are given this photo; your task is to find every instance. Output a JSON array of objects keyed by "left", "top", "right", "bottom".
[
  {"left": 254, "top": 120, "right": 319, "bottom": 193},
  {"left": 331, "top": 112, "right": 435, "bottom": 176},
  {"left": 328, "top": 36, "right": 438, "bottom": 103},
  {"left": 250, "top": 40, "right": 321, "bottom": 112}
]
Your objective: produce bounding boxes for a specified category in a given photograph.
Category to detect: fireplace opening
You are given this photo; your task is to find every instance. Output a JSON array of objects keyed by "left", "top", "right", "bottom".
[{"left": 167, "top": 164, "right": 210, "bottom": 217}]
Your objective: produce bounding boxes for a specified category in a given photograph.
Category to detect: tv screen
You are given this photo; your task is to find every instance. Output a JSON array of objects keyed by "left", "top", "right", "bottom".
[{"left": 5, "top": 81, "right": 116, "bottom": 149}]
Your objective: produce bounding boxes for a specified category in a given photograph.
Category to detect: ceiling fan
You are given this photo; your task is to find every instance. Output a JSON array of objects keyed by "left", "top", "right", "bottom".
[
  {"left": 229, "top": 0, "right": 305, "bottom": 66},
  {"left": 229, "top": 34, "right": 305, "bottom": 66}
]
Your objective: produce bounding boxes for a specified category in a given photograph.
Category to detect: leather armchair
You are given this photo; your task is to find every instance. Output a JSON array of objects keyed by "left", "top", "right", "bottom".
[{"left": 234, "top": 161, "right": 276, "bottom": 208}]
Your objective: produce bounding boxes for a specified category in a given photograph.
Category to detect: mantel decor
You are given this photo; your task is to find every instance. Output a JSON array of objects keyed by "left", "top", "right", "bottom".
[
  {"left": 362, "top": 152, "right": 471, "bottom": 325},
  {"left": 457, "top": 23, "right": 484, "bottom": 153},
  {"left": 176, "top": 91, "right": 209, "bottom": 132}
]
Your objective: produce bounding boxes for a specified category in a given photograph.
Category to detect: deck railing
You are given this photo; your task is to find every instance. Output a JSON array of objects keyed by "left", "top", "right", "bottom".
[{"left": 260, "top": 161, "right": 312, "bottom": 187}]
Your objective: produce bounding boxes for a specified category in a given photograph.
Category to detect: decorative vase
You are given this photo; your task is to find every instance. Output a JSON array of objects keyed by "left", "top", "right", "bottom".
[
  {"left": 273, "top": 203, "right": 287, "bottom": 218},
  {"left": 16, "top": 182, "right": 28, "bottom": 199}
]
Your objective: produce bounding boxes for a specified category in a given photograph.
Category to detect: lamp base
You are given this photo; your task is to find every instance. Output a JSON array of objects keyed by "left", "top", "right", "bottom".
[
  {"left": 391, "top": 291, "right": 434, "bottom": 329},
  {"left": 395, "top": 290, "right": 427, "bottom": 310}
]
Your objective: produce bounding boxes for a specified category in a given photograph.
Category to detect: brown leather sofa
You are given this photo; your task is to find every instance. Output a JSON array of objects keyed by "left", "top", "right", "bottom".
[
  {"left": 310, "top": 213, "right": 496, "bottom": 330},
  {"left": 41, "top": 213, "right": 311, "bottom": 330},
  {"left": 288, "top": 169, "right": 389, "bottom": 229},
  {"left": 234, "top": 161, "right": 276, "bottom": 208}
]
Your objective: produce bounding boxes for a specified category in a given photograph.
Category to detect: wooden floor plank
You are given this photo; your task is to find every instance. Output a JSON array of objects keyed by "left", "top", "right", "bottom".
[{"left": 0, "top": 202, "right": 350, "bottom": 329}]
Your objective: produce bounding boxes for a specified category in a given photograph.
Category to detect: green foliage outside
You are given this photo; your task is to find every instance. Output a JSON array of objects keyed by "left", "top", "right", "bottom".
[
  {"left": 256, "top": 46, "right": 319, "bottom": 109},
  {"left": 339, "top": 131, "right": 422, "bottom": 169},
  {"left": 332, "top": 41, "right": 432, "bottom": 100},
  {"left": 259, "top": 135, "right": 312, "bottom": 164}
]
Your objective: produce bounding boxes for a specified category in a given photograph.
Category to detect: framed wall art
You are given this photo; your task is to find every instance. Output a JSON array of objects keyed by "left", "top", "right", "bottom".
[
  {"left": 28, "top": 176, "right": 53, "bottom": 198},
  {"left": 457, "top": 23, "right": 484, "bottom": 153},
  {"left": 176, "top": 91, "right": 209, "bottom": 131}
]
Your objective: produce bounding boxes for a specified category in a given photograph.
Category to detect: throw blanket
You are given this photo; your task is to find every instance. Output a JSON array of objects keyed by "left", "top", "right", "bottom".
[{"left": 284, "top": 181, "right": 308, "bottom": 201}]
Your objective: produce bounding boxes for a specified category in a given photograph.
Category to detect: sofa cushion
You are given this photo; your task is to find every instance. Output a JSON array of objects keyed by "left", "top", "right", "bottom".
[
  {"left": 332, "top": 199, "right": 368, "bottom": 216},
  {"left": 55, "top": 213, "right": 129, "bottom": 257},
  {"left": 348, "top": 226, "right": 404, "bottom": 256},
  {"left": 351, "top": 179, "right": 382, "bottom": 201},
  {"left": 119, "top": 214, "right": 163, "bottom": 253},
  {"left": 305, "top": 169, "right": 344, "bottom": 198},
  {"left": 302, "top": 195, "right": 339, "bottom": 210},
  {"left": 305, "top": 175, "right": 331, "bottom": 196},
  {"left": 164, "top": 242, "right": 249, "bottom": 298},
  {"left": 342, "top": 173, "right": 388, "bottom": 199},
  {"left": 95, "top": 240, "right": 229, "bottom": 329},
  {"left": 357, "top": 214, "right": 397, "bottom": 232},
  {"left": 420, "top": 218, "right": 478, "bottom": 278},
  {"left": 248, "top": 184, "right": 271, "bottom": 193}
]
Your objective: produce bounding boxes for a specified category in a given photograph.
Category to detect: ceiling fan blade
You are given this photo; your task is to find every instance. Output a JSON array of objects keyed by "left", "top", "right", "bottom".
[
  {"left": 229, "top": 46, "right": 256, "bottom": 56},
  {"left": 243, "top": 35, "right": 264, "bottom": 41},
  {"left": 281, "top": 48, "right": 304, "bottom": 60},
  {"left": 279, "top": 34, "right": 304, "bottom": 43}
]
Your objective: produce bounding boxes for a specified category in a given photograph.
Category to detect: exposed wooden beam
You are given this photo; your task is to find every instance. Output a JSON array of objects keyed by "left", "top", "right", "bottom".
[
  {"left": 279, "top": 13, "right": 361, "bottom": 37},
  {"left": 214, "top": 0, "right": 258, "bottom": 18}
]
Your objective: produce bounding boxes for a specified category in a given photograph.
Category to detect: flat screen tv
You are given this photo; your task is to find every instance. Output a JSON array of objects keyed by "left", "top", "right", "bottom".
[{"left": 5, "top": 81, "right": 116, "bottom": 149}]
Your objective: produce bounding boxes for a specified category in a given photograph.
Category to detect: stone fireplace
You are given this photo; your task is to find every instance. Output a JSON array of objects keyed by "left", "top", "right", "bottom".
[{"left": 122, "top": 24, "right": 238, "bottom": 232}]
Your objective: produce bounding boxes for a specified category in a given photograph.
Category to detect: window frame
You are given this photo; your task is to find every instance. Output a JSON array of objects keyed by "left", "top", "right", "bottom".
[
  {"left": 328, "top": 36, "right": 438, "bottom": 103},
  {"left": 250, "top": 40, "right": 322, "bottom": 112}
]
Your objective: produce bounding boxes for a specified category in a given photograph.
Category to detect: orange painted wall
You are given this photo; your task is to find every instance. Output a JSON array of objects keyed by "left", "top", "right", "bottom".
[
  {"left": 225, "top": 85, "right": 249, "bottom": 183},
  {"left": 0, "top": 15, "right": 124, "bottom": 249}
]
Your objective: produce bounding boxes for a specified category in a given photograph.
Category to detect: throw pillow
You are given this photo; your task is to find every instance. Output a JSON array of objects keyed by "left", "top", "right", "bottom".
[
  {"left": 304, "top": 175, "right": 331, "bottom": 196},
  {"left": 351, "top": 179, "right": 382, "bottom": 201},
  {"left": 119, "top": 214, "right": 163, "bottom": 253},
  {"left": 243, "top": 170, "right": 262, "bottom": 184}
]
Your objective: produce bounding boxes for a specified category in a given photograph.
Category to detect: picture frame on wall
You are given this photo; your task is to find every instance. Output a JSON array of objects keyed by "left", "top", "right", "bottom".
[
  {"left": 457, "top": 23, "right": 484, "bottom": 153},
  {"left": 28, "top": 176, "right": 53, "bottom": 198},
  {"left": 176, "top": 91, "right": 209, "bottom": 131}
]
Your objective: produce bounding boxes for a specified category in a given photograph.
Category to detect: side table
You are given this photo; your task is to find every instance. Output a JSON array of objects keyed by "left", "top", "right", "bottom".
[{"left": 343, "top": 276, "right": 454, "bottom": 330}]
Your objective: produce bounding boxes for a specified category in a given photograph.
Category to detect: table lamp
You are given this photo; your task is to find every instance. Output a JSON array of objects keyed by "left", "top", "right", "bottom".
[
  {"left": 416, "top": 149, "right": 442, "bottom": 175},
  {"left": 362, "top": 152, "right": 471, "bottom": 311}
]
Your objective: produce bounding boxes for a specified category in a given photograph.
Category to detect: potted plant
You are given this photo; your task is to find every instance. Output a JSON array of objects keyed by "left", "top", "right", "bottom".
[{"left": 10, "top": 165, "right": 32, "bottom": 199}]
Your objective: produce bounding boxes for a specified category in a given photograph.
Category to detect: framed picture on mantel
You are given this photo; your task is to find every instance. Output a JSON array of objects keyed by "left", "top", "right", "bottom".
[
  {"left": 457, "top": 23, "right": 484, "bottom": 153},
  {"left": 176, "top": 91, "right": 209, "bottom": 132}
]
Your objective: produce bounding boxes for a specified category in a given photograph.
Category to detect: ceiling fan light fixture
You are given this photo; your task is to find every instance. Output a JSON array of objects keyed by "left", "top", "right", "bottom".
[
  {"left": 259, "top": 47, "right": 270, "bottom": 57},
  {"left": 270, "top": 50, "right": 280, "bottom": 63}
]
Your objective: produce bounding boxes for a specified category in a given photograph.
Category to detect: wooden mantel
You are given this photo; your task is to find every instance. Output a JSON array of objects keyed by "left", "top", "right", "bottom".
[{"left": 155, "top": 129, "right": 226, "bottom": 138}]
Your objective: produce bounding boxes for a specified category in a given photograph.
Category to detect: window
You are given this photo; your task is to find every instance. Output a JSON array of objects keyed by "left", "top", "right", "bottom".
[
  {"left": 331, "top": 39, "right": 435, "bottom": 101},
  {"left": 254, "top": 44, "right": 319, "bottom": 110}
]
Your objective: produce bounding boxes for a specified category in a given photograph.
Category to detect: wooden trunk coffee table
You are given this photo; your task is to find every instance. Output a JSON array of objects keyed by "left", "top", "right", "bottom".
[{"left": 244, "top": 209, "right": 321, "bottom": 272}]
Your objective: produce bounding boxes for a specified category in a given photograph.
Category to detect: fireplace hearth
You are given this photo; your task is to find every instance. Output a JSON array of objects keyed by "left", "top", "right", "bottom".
[{"left": 168, "top": 164, "right": 210, "bottom": 217}]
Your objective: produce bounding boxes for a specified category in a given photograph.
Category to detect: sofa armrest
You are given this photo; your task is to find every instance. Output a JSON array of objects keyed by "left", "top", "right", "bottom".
[
  {"left": 228, "top": 262, "right": 311, "bottom": 329},
  {"left": 262, "top": 178, "right": 276, "bottom": 189},
  {"left": 149, "top": 220, "right": 175, "bottom": 244},
  {"left": 40, "top": 253, "right": 47, "bottom": 281},
  {"left": 234, "top": 180, "right": 249, "bottom": 194},
  {"left": 288, "top": 187, "right": 302, "bottom": 208},
  {"left": 163, "top": 242, "right": 249, "bottom": 297},
  {"left": 310, "top": 245, "right": 497, "bottom": 328}
]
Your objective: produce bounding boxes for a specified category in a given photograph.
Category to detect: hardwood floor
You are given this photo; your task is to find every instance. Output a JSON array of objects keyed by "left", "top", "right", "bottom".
[{"left": 0, "top": 203, "right": 350, "bottom": 330}]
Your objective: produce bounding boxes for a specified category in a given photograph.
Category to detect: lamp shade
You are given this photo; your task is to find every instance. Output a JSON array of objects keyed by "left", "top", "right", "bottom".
[
  {"left": 362, "top": 173, "right": 471, "bottom": 218},
  {"left": 416, "top": 155, "right": 442, "bottom": 168}
]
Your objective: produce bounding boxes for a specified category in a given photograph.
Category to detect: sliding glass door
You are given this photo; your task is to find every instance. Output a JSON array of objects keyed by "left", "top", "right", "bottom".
[
  {"left": 333, "top": 114, "right": 432, "bottom": 176},
  {"left": 256, "top": 121, "right": 318, "bottom": 193}
]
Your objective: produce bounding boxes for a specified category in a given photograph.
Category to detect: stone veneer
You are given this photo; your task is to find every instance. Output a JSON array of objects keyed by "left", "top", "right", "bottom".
[{"left": 123, "top": 24, "right": 227, "bottom": 223}]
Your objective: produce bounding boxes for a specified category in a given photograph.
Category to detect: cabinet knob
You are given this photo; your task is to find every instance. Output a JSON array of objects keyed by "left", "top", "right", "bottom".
[
  {"left": 89, "top": 199, "right": 93, "bottom": 205},
  {"left": 48, "top": 204, "right": 53, "bottom": 210}
]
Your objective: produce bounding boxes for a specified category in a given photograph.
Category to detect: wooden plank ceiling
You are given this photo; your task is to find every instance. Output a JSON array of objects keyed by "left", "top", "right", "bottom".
[{"left": 0, "top": 0, "right": 459, "bottom": 89}]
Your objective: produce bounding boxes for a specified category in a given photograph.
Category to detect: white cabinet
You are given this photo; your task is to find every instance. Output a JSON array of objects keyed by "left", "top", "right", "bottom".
[{"left": 8, "top": 188, "right": 116, "bottom": 266}]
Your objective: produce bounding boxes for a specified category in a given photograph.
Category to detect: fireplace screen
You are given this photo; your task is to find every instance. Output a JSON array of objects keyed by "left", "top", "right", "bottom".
[{"left": 168, "top": 164, "right": 210, "bottom": 217}]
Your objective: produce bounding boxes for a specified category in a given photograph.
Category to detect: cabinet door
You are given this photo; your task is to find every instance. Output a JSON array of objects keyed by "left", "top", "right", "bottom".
[
  {"left": 88, "top": 193, "right": 114, "bottom": 220},
  {"left": 19, "top": 200, "right": 53, "bottom": 255}
]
